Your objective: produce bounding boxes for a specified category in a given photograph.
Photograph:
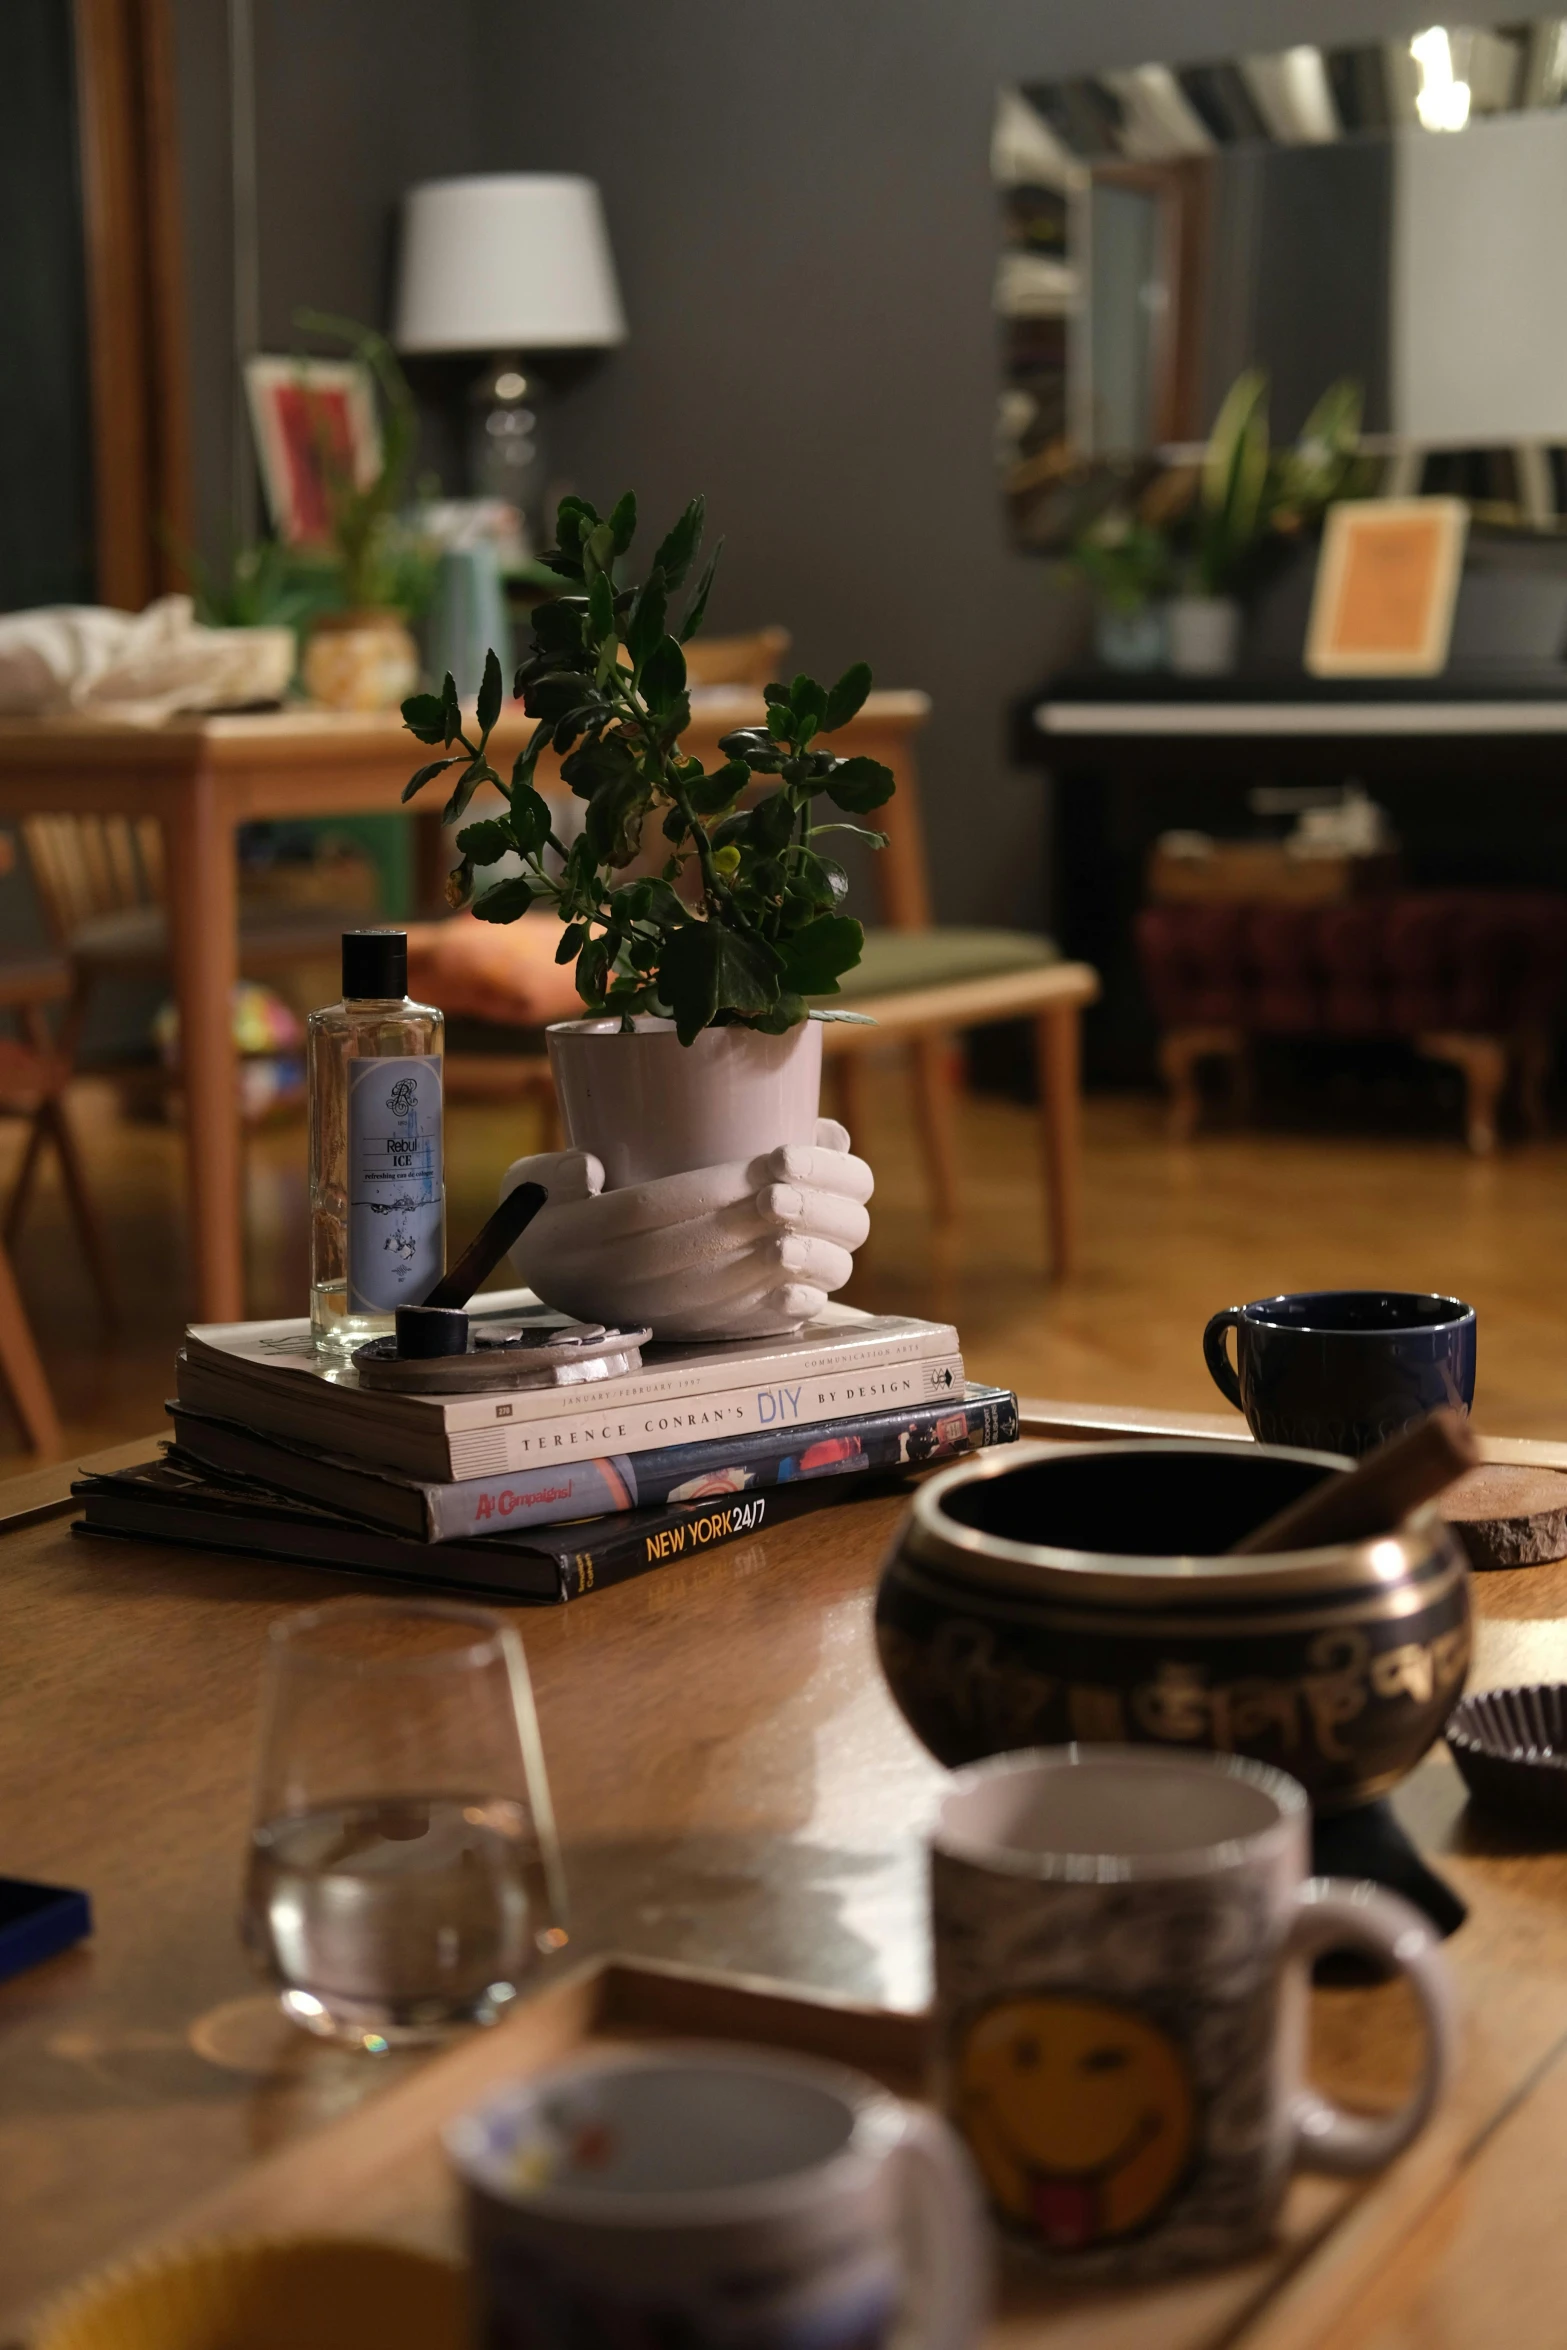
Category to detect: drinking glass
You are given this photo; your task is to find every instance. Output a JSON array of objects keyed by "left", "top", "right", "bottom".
[{"left": 240, "top": 1596, "right": 567, "bottom": 2046}]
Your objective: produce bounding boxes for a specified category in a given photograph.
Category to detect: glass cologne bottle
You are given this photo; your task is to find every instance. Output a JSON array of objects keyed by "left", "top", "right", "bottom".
[{"left": 308, "top": 930, "right": 445, "bottom": 1357}]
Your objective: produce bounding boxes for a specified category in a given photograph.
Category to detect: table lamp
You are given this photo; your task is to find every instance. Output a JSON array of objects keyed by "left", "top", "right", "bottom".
[{"left": 394, "top": 173, "right": 626, "bottom": 553}]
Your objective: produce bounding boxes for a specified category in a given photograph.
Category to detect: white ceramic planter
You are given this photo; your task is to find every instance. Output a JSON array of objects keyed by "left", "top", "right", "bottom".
[
  {"left": 1167, "top": 594, "right": 1242, "bottom": 678},
  {"left": 546, "top": 1015, "right": 824, "bottom": 1187}
]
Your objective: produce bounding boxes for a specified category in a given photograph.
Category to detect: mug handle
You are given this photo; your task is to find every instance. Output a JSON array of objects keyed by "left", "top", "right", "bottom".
[
  {"left": 1285, "top": 1878, "right": 1455, "bottom": 2173},
  {"left": 1202, "top": 1307, "right": 1246, "bottom": 1412},
  {"left": 889, "top": 2106, "right": 991, "bottom": 2349}
]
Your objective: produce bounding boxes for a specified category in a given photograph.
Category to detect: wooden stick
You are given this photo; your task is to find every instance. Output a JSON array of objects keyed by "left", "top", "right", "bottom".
[{"left": 1227, "top": 1409, "right": 1480, "bottom": 1556}]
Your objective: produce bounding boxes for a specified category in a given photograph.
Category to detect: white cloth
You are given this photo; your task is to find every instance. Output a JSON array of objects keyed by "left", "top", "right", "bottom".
[
  {"left": 0, "top": 596, "right": 295, "bottom": 722},
  {"left": 503, "top": 1120, "right": 874, "bottom": 1341}
]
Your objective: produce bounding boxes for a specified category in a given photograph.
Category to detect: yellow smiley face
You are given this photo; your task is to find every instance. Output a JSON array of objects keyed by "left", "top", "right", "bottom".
[{"left": 954, "top": 1994, "right": 1195, "bottom": 2253}]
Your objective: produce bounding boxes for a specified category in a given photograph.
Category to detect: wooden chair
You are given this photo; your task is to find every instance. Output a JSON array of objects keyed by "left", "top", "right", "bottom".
[
  {"left": 0, "top": 950, "right": 109, "bottom": 1455},
  {"left": 21, "top": 817, "right": 360, "bottom": 1086},
  {"left": 813, "top": 758, "right": 1099, "bottom": 1280}
]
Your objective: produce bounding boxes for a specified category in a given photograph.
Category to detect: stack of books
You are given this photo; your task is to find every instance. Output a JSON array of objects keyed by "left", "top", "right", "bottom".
[{"left": 74, "top": 1291, "right": 1018, "bottom": 1603}]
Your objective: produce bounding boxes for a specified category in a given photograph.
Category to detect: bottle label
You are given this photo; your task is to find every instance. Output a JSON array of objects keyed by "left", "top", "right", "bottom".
[{"left": 347, "top": 1056, "right": 444, "bottom": 1314}]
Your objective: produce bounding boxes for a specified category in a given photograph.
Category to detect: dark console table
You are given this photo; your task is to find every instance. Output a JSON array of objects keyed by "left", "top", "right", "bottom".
[{"left": 1017, "top": 671, "right": 1567, "bottom": 1084}]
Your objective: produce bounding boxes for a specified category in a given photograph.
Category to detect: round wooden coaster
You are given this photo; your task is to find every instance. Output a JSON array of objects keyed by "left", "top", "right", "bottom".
[{"left": 1441, "top": 1465, "right": 1567, "bottom": 1569}]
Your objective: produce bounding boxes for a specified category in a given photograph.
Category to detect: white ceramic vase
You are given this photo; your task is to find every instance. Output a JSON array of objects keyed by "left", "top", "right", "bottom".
[
  {"left": 1167, "top": 594, "right": 1242, "bottom": 677},
  {"left": 546, "top": 1015, "right": 824, "bottom": 1187}
]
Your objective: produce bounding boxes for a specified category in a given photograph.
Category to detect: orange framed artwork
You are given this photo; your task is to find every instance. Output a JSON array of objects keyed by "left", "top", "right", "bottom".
[{"left": 1305, "top": 497, "right": 1469, "bottom": 678}]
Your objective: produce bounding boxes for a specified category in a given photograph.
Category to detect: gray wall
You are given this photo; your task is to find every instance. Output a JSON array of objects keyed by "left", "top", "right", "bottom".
[{"left": 171, "top": 0, "right": 1440, "bottom": 927}]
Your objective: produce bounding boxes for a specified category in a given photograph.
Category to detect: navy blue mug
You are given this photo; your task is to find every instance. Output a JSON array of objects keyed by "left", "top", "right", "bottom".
[{"left": 1203, "top": 1291, "right": 1476, "bottom": 1456}]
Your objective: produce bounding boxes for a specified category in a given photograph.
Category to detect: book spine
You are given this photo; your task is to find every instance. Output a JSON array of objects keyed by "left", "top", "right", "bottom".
[
  {"left": 432, "top": 1387, "right": 1014, "bottom": 1539},
  {"left": 444, "top": 1354, "right": 968, "bottom": 1481},
  {"left": 499, "top": 1470, "right": 891, "bottom": 1602}
]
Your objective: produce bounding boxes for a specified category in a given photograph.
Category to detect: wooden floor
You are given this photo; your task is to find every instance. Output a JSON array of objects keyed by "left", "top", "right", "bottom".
[{"left": 4, "top": 1063, "right": 1566, "bottom": 1469}]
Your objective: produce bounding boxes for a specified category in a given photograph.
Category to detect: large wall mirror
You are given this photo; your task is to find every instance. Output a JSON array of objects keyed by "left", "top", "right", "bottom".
[{"left": 995, "top": 22, "right": 1567, "bottom": 550}]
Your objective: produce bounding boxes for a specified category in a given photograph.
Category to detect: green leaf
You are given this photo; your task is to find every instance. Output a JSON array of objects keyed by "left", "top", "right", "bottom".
[
  {"left": 608, "top": 490, "right": 638, "bottom": 554},
  {"left": 642, "top": 633, "right": 687, "bottom": 712},
  {"left": 576, "top": 935, "right": 611, "bottom": 1006},
  {"left": 746, "top": 992, "right": 809, "bottom": 1034},
  {"left": 442, "top": 760, "right": 493, "bottom": 826},
  {"left": 401, "top": 755, "right": 459, "bottom": 802},
  {"left": 810, "top": 821, "right": 889, "bottom": 848},
  {"left": 766, "top": 702, "right": 793, "bottom": 741},
  {"left": 658, "top": 918, "right": 781, "bottom": 1044},
  {"left": 585, "top": 772, "right": 652, "bottom": 868},
  {"left": 584, "top": 522, "right": 616, "bottom": 577},
  {"left": 440, "top": 672, "right": 462, "bottom": 747},
  {"left": 554, "top": 497, "right": 597, "bottom": 552},
  {"left": 455, "top": 815, "right": 513, "bottom": 866},
  {"left": 511, "top": 783, "right": 553, "bottom": 857},
  {"left": 824, "top": 755, "right": 895, "bottom": 814},
  {"left": 747, "top": 789, "right": 795, "bottom": 854},
  {"left": 653, "top": 497, "right": 705, "bottom": 590},
  {"left": 560, "top": 734, "right": 636, "bottom": 798},
  {"left": 588, "top": 570, "right": 616, "bottom": 643},
  {"left": 794, "top": 849, "right": 849, "bottom": 907},
  {"left": 625, "top": 573, "right": 668, "bottom": 669},
  {"left": 556, "top": 922, "right": 587, "bottom": 966},
  {"left": 822, "top": 660, "right": 871, "bottom": 732},
  {"left": 470, "top": 876, "right": 541, "bottom": 923},
  {"left": 522, "top": 671, "right": 588, "bottom": 722},
  {"left": 475, "top": 647, "right": 503, "bottom": 734},
  {"left": 530, "top": 598, "right": 586, "bottom": 655},
  {"left": 790, "top": 675, "right": 827, "bottom": 732},
  {"left": 777, "top": 912, "right": 864, "bottom": 995},
  {"left": 401, "top": 691, "right": 446, "bottom": 745},
  {"left": 686, "top": 758, "right": 748, "bottom": 816},
  {"left": 678, "top": 541, "right": 723, "bottom": 641}
]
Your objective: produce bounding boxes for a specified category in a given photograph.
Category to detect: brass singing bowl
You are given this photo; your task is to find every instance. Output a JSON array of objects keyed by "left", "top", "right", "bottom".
[{"left": 875, "top": 1440, "right": 1472, "bottom": 1812}]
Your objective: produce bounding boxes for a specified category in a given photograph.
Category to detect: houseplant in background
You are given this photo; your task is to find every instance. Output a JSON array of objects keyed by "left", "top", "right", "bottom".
[
  {"left": 1067, "top": 508, "right": 1172, "bottom": 671},
  {"left": 289, "top": 315, "right": 436, "bottom": 712},
  {"left": 1166, "top": 371, "right": 1366, "bottom": 676},
  {"left": 401, "top": 489, "right": 895, "bottom": 1335}
]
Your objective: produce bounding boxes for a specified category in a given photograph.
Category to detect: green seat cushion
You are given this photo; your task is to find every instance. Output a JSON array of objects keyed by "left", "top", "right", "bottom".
[{"left": 823, "top": 926, "right": 1061, "bottom": 1001}]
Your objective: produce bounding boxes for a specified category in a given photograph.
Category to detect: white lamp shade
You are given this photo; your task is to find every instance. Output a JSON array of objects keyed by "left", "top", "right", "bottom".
[{"left": 394, "top": 174, "right": 626, "bottom": 354}]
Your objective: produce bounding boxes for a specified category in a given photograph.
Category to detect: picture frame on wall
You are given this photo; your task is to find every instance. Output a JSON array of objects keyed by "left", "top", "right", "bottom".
[
  {"left": 243, "top": 357, "right": 382, "bottom": 547},
  {"left": 1305, "top": 497, "right": 1470, "bottom": 678}
]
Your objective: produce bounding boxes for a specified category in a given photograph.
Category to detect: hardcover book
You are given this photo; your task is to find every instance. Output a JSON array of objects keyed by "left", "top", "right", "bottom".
[
  {"left": 70, "top": 1397, "right": 1008, "bottom": 1601},
  {"left": 178, "top": 1291, "right": 965, "bottom": 1482},
  {"left": 167, "top": 1386, "right": 1018, "bottom": 1543}
]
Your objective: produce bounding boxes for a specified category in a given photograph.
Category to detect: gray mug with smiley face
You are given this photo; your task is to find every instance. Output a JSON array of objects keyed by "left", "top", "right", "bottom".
[{"left": 929, "top": 1747, "right": 1453, "bottom": 2278}]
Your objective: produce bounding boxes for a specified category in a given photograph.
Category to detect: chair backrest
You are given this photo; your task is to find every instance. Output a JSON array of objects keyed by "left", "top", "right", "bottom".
[
  {"left": 20, "top": 816, "right": 165, "bottom": 947},
  {"left": 683, "top": 625, "right": 792, "bottom": 689}
]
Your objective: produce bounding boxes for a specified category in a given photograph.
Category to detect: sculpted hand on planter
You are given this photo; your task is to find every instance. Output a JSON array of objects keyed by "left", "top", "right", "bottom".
[{"left": 501, "top": 1119, "right": 873, "bottom": 1342}]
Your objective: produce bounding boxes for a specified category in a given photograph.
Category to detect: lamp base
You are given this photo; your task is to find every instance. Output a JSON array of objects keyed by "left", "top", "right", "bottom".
[{"left": 467, "top": 354, "right": 549, "bottom": 558}]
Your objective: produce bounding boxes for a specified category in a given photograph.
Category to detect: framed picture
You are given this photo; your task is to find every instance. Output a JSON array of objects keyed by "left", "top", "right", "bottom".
[
  {"left": 243, "top": 357, "right": 382, "bottom": 546},
  {"left": 1305, "top": 497, "right": 1469, "bottom": 678}
]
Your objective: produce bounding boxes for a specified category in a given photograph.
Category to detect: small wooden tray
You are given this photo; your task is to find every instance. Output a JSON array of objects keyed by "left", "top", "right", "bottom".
[{"left": 74, "top": 1956, "right": 1467, "bottom": 2350}]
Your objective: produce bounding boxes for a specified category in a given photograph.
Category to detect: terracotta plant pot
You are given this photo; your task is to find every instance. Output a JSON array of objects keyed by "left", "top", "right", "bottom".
[
  {"left": 303, "top": 609, "right": 420, "bottom": 713},
  {"left": 546, "top": 1015, "right": 823, "bottom": 1188}
]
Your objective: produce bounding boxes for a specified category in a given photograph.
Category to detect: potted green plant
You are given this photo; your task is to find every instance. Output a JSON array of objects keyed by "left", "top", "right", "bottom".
[
  {"left": 1167, "top": 372, "right": 1365, "bottom": 676},
  {"left": 292, "top": 314, "right": 435, "bottom": 712},
  {"left": 401, "top": 487, "right": 894, "bottom": 1192},
  {"left": 1067, "top": 510, "right": 1172, "bottom": 671}
]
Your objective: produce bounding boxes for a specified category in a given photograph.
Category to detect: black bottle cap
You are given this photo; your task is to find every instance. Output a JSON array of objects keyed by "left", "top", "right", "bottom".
[{"left": 342, "top": 929, "right": 407, "bottom": 1000}]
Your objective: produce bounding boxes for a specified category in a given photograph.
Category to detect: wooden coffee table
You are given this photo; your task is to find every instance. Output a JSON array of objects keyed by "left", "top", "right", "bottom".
[{"left": 2, "top": 1416, "right": 1566, "bottom": 2346}]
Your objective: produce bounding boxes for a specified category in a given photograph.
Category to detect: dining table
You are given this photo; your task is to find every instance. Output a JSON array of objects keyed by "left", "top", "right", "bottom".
[
  {"left": 4, "top": 1404, "right": 1567, "bottom": 2348},
  {"left": 0, "top": 691, "right": 930, "bottom": 1324}
]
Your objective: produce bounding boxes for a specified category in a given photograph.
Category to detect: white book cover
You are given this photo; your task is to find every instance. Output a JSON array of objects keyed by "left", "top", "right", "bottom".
[
  {"left": 185, "top": 1290, "right": 961, "bottom": 1432},
  {"left": 176, "top": 1346, "right": 967, "bottom": 1481},
  {"left": 179, "top": 1290, "right": 965, "bottom": 1481}
]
